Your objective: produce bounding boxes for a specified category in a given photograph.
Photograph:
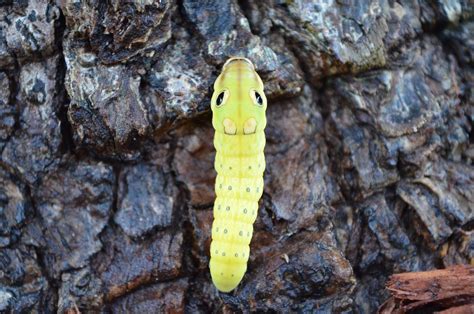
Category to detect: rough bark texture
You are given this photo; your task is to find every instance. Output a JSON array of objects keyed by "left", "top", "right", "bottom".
[
  {"left": 0, "top": 0, "right": 472, "bottom": 313},
  {"left": 379, "top": 265, "right": 474, "bottom": 313}
]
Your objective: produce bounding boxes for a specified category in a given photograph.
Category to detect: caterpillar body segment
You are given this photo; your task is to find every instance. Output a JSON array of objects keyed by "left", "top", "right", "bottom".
[{"left": 209, "top": 57, "right": 267, "bottom": 292}]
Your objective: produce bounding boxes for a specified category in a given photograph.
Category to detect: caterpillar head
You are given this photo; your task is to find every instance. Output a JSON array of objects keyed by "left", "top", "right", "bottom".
[{"left": 211, "top": 57, "right": 267, "bottom": 135}]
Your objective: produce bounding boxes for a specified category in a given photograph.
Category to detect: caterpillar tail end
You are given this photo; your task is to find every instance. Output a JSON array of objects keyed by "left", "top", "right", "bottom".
[{"left": 210, "top": 258, "right": 246, "bottom": 293}]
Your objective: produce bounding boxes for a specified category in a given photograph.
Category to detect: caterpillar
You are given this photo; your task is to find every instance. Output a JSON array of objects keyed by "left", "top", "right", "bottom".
[{"left": 209, "top": 57, "right": 267, "bottom": 292}]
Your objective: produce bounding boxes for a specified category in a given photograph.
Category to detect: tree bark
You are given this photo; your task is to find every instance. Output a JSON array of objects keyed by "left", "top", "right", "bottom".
[
  {"left": 379, "top": 265, "right": 474, "bottom": 313},
  {"left": 0, "top": 0, "right": 472, "bottom": 312}
]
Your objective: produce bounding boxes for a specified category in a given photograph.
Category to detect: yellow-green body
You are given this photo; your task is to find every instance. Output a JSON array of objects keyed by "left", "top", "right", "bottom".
[{"left": 209, "top": 57, "right": 267, "bottom": 292}]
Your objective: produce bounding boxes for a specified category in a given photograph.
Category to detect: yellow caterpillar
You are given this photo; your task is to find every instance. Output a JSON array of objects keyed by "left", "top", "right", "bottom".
[{"left": 209, "top": 57, "right": 267, "bottom": 292}]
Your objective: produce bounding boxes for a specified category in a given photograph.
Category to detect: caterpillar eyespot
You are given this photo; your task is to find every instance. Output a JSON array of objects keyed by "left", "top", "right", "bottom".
[
  {"left": 209, "top": 57, "right": 267, "bottom": 293},
  {"left": 215, "top": 89, "right": 229, "bottom": 107},
  {"left": 216, "top": 92, "right": 225, "bottom": 106},
  {"left": 250, "top": 89, "right": 265, "bottom": 107},
  {"left": 255, "top": 91, "right": 263, "bottom": 106}
]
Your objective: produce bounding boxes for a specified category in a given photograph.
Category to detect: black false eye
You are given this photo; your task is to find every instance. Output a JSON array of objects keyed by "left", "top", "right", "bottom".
[
  {"left": 216, "top": 92, "right": 225, "bottom": 106},
  {"left": 255, "top": 92, "right": 263, "bottom": 106}
]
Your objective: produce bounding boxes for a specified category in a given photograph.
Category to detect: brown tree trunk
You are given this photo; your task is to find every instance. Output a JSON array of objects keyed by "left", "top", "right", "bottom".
[{"left": 0, "top": 1, "right": 472, "bottom": 312}]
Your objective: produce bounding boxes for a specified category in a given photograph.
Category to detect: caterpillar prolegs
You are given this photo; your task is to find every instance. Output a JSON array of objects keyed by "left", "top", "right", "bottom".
[{"left": 209, "top": 57, "right": 267, "bottom": 292}]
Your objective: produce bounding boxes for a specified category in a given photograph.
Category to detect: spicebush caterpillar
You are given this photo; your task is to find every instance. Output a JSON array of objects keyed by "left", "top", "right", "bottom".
[{"left": 209, "top": 57, "right": 267, "bottom": 292}]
